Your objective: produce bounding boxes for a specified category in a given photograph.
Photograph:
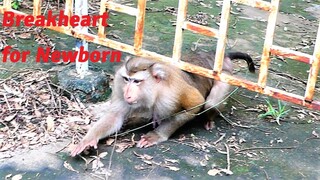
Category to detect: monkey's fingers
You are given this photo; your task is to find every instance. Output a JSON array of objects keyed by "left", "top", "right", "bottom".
[
  {"left": 70, "top": 139, "right": 98, "bottom": 157},
  {"left": 89, "top": 139, "right": 98, "bottom": 149},
  {"left": 70, "top": 143, "right": 87, "bottom": 157},
  {"left": 204, "top": 121, "right": 215, "bottom": 130},
  {"left": 136, "top": 137, "right": 149, "bottom": 148},
  {"left": 137, "top": 134, "right": 158, "bottom": 148}
]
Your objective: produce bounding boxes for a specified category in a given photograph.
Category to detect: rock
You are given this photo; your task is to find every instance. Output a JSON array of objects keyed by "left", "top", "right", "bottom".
[{"left": 56, "top": 65, "right": 112, "bottom": 103}]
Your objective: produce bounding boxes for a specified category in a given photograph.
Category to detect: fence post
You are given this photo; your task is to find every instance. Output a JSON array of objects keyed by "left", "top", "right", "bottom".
[
  {"left": 75, "top": 0, "right": 89, "bottom": 75},
  {"left": 304, "top": 21, "right": 320, "bottom": 102}
]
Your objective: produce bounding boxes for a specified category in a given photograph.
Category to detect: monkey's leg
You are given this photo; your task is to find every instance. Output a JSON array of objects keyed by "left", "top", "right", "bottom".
[
  {"left": 204, "top": 80, "right": 231, "bottom": 130},
  {"left": 137, "top": 89, "right": 205, "bottom": 148}
]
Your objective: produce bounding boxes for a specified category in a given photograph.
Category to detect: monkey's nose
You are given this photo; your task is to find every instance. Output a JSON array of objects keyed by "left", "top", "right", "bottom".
[
  {"left": 126, "top": 98, "right": 138, "bottom": 105},
  {"left": 125, "top": 96, "right": 135, "bottom": 104}
]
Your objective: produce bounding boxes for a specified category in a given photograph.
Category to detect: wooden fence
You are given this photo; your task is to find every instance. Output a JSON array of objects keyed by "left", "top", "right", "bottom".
[{"left": 0, "top": 0, "right": 319, "bottom": 110}]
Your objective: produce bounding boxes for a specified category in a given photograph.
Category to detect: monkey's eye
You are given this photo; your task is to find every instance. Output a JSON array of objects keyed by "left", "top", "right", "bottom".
[
  {"left": 133, "top": 79, "right": 142, "bottom": 84},
  {"left": 123, "top": 76, "right": 129, "bottom": 82}
]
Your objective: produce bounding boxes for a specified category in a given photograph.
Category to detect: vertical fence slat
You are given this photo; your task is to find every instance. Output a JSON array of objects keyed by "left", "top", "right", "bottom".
[
  {"left": 133, "top": 0, "right": 147, "bottom": 53},
  {"left": 75, "top": 0, "right": 89, "bottom": 74},
  {"left": 98, "top": 0, "right": 106, "bottom": 38},
  {"left": 33, "top": 0, "right": 41, "bottom": 16},
  {"left": 64, "top": 0, "right": 73, "bottom": 27},
  {"left": 213, "top": 0, "right": 230, "bottom": 73},
  {"left": 3, "top": 0, "right": 11, "bottom": 10},
  {"left": 172, "top": 0, "right": 188, "bottom": 61},
  {"left": 304, "top": 21, "right": 320, "bottom": 102},
  {"left": 258, "top": 0, "right": 280, "bottom": 88}
]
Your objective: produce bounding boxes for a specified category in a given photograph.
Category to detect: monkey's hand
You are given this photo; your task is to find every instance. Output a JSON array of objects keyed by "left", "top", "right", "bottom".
[
  {"left": 204, "top": 120, "right": 215, "bottom": 130},
  {"left": 70, "top": 138, "right": 98, "bottom": 157},
  {"left": 137, "top": 131, "right": 167, "bottom": 148}
]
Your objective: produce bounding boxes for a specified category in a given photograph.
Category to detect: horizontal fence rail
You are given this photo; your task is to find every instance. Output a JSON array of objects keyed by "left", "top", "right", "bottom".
[{"left": 0, "top": 0, "right": 319, "bottom": 110}]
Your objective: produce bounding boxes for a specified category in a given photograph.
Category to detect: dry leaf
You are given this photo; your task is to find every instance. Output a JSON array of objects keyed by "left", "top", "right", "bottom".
[
  {"left": 63, "top": 161, "right": 79, "bottom": 173},
  {"left": 106, "top": 138, "right": 115, "bottom": 146},
  {"left": 39, "top": 94, "right": 51, "bottom": 100},
  {"left": 200, "top": 159, "right": 207, "bottom": 166},
  {"left": 4, "top": 174, "right": 12, "bottom": 179},
  {"left": 99, "top": 151, "right": 108, "bottom": 158},
  {"left": 12, "top": 174, "right": 23, "bottom": 180},
  {"left": 18, "top": 33, "right": 31, "bottom": 39},
  {"left": 142, "top": 160, "right": 153, "bottom": 165},
  {"left": 165, "top": 158, "right": 179, "bottom": 164},
  {"left": 92, "top": 159, "right": 104, "bottom": 170},
  {"left": 312, "top": 130, "right": 319, "bottom": 138},
  {"left": 3, "top": 83, "right": 14, "bottom": 94},
  {"left": 220, "top": 169, "right": 233, "bottom": 175},
  {"left": 166, "top": 166, "right": 180, "bottom": 171},
  {"left": 4, "top": 113, "right": 17, "bottom": 122},
  {"left": 71, "top": 102, "right": 81, "bottom": 110},
  {"left": 34, "top": 109, "right": 42, "bottom": 118},
  {"left": 133, "top": 151, "right": 153, "bottom": 160},
  {"left": 68, "top": 116, "right": 85, "bottom": 123},
  {"left": 46, "top": 116, "right": 55, "bottom": 132},
  {"left": 208, "top": 169, "right": 221, "bottom": 176},
  {"left": 134, "top": 165, "right": 148, "bottom": 170},
  {"left": 116, "top": 142, "right": 135, "bottom": 153}
]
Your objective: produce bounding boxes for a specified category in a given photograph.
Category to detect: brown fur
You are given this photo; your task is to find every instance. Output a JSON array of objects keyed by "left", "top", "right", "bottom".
[{"left": 70, "top": 51, "right": 255, "bottom": 156}]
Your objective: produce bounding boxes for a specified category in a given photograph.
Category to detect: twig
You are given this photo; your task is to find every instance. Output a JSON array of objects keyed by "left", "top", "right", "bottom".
[
  {"left": 215, "top": 108, "right": 272, "bottom": 133},
  {"left": 170, "top": 140, "right": 210, "bottom": 153},
  {"left": 262, "top": 169, "right": 270, "bottom": 180},
  {"left": 0, "top": 68, "right": 18, "bottom": 72},
  {"left": 230, "top": 97, "right": 247, "bottom": 108},
  {"left": 106, "top": 130, "right": 118, "bottom": 180},
  {"left": 237, "top": 146, "right": 297, "bottom": 153},
  {"left": 45, "top": 77, "right": 58, "bottom": 108},
  {"left": 58, "top": 97, "right": 62, "bottom": 115},
  {"left": 49, "top": 82, "right": 86, "bottom": 114},
  {"left": 90, "top": 173, "right": 104, "bottom": 180},
  {"left": 113, "top": 121, "right": 153, "bottom": 137},
  {"left": 303, "top": 137, "right": 320, "bottom": 143},
  {"left": 215, "top": 148, "right": 227, "bottom": 155},
  {"left": 55, "top": 141, "right": 72, "bottom": 153},
  {"left": 224, "top": 143, "right": 231, "bottom": 172},
  {"left": 147, "top": 164, "right": 158, "bottom": 179},
  {"left": 213, "top": 133, "right": 226, "bottom": 145},
  {"left": 3, "top": 93, "right": 12, "bottom": 111},
  {"left": 43, "top": 1, "right": 50, "bottom": 15},
  {"left": 0, "top": 68, "right": 43, "bottom": 84}
]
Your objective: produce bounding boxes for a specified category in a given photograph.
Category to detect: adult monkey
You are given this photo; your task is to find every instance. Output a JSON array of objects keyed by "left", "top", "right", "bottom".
[{"left": 71, "top": 51, "right": 255, "bottom": 156}]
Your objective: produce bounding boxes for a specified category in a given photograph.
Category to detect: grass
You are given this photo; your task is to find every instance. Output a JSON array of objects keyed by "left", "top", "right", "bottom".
[{"left": 258, "top": 100, "right": 290, "bottom": 125}]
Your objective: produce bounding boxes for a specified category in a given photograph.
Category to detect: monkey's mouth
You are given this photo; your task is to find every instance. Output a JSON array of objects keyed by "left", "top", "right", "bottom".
[{"left": 128, "top": 101, "right": 138, "bottom": 105}]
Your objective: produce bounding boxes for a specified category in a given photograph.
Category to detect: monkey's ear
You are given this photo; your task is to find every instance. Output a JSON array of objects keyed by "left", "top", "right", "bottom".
[
  {"left": 124, "top": 55, "right": 132, "bottom": 62},
  {"left": 151, "top": 64, "right": 168, "bottom": 82}
]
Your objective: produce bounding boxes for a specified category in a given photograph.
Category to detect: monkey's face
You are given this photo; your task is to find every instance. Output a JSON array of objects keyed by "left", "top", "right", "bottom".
[{"left": 121, "top": 70, "right": 156, "bottom": 107}]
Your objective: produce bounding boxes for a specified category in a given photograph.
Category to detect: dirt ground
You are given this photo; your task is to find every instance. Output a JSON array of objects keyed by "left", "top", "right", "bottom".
[{"left": 0, "top": 0, "right": 320, "bottom": 179}]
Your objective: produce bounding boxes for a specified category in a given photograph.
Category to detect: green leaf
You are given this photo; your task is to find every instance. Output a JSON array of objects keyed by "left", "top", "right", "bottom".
[
  {"left": 258, "top": 111, "right": 273, "bottom": 118},
  {"left": 278, "top": 100, "right": 282, "bottom": 110},
  {"left": 11, "top": 2, "right": 19, "bottom": 10}
]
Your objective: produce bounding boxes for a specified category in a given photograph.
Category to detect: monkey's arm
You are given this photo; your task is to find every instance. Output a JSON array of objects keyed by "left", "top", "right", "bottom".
[
  {"left": 71, "top": 101, "right": 127, "bottom": 156},
  {"left": 137, "top": 88, "right": 205, "bottom": 148}
]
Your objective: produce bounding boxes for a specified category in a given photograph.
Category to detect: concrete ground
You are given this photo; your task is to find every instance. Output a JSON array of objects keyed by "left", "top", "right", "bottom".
[{"left": 1, "top": 0, "right": 320, "bottom": 179}]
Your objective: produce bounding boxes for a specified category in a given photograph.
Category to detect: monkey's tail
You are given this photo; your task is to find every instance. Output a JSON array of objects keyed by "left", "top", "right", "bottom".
[{"left": 227, "top": 52, "right": 255, "bottom": 73}]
